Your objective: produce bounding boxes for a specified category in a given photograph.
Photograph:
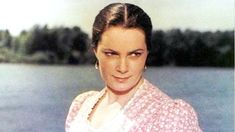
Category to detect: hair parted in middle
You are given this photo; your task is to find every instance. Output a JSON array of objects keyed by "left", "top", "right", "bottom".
[{"left": 92, "top": 3, "right": 152, "bottom": 51}]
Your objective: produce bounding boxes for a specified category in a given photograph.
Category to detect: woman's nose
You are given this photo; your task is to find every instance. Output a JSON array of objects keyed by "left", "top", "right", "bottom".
[{"left": 116, "top": 58, "right": 128, "bottom": 74}]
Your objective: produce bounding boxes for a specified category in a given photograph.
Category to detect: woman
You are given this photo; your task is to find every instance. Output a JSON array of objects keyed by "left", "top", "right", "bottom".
[{"left": 66, "top": 3, "right": 202, "bottom": 132}]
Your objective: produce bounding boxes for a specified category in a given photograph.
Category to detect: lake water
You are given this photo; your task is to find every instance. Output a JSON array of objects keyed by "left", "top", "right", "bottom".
[{"left": 0, "top": 64, "right": 234, "bottom": 132}]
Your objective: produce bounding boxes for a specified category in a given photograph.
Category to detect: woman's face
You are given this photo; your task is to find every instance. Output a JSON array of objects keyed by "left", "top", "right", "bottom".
[{"left": 94, "top": 26, "right": 148, "bottom": 93}]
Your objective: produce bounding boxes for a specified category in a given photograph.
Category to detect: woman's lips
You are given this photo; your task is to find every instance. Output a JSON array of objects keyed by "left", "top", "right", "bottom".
[{"left": 113, "top": 76, "right": 130, "bottom": 82}]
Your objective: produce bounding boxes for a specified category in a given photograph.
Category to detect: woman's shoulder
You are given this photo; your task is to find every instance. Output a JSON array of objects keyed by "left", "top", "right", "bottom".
[
  {"left": 144, "top": 80, "right": 199, "bottom": 116},
  {"left": 68, "top": 90, "right": 99, "bottom": 114},
  {"left": 161, "top": 99, "right": 199, "bottom": 119},
  {"left": 65, "top": 90, "right": 99, "bottom": 129},
  {"left": 142, "top": 80, "right": 202, "bottom": 131},
  {"left": 73, "top": 91, "right": 99, "bottom": 103},
  {"left": 153, "top": 99, "right": 202, "bottom": 131}
]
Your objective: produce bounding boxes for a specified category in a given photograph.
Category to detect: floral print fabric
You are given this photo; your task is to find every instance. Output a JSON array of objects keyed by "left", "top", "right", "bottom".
[{"left": 65, "top": 79, "right": 202, "bottom": 132}]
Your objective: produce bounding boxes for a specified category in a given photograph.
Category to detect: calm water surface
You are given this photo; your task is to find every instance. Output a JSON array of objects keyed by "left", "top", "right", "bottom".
[{"left": 0, "top": 64, "right": 234, "bottom": 132}]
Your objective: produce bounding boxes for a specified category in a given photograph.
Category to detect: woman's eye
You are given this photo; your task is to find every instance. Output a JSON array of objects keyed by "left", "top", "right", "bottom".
[
  {"left": 130, "top": 52, "right": 142, "bottom": 57},
  {"left": 104, "top": 52, "right": 116, "bottom": 56}
]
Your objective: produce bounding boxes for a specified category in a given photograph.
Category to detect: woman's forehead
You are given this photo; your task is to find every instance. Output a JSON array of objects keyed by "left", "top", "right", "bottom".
[
  {"left": 103, "top": 26, "right": 145, "bottom": 36},
  {"left": 97, "top": 28, "right": 147, "bottom": 52},
  {"left": 100, "top": 27, "right": 146, "bottom": 45}
]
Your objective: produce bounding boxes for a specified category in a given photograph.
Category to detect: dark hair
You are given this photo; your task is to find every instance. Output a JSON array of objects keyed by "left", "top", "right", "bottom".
[{"left": 92, "top": 3, "right": 152, "bottom": 51}]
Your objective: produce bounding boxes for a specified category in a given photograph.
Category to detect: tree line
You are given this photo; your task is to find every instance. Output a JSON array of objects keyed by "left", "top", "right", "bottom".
[{"left": 0, "top": 25, "right": 233, "bottom": 67}]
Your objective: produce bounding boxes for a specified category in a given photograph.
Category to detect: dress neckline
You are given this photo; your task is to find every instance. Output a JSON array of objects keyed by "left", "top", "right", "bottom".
[{"left": 83, "top": 79, "right": 147, "bottom": 130}]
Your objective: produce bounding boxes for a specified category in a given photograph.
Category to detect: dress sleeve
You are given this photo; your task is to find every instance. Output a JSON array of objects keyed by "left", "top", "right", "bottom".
[
  {"left": 151, "top": 99, "right": 202, "bottom": 132},
  {"left": 65, "top": 91, "right": 97, "bottom": 131}
]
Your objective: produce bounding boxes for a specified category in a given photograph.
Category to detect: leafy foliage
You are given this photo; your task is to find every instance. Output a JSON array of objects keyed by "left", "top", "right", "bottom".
[
  {"left": 0, "top": 25, "right": 233, "bottom": 67},
  {"left": 148, "top": 29, "right": 234, "bottom": 67}
]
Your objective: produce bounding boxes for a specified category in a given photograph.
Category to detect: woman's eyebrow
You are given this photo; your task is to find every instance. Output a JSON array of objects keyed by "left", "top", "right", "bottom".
[
  {"left": 102, "top": 48, "right": 144, "bottom": 54},
  {"left": 102, "top": 48, "right": 116, "bottom": 52},
  {"left": 128, "top": 49, "right": 144, "bottom": 54},
  {"left": 102, "top": 48, "right": 119, "bottom": 54}
]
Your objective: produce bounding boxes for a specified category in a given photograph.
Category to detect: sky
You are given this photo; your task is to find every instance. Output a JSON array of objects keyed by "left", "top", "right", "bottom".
[{"left": 0, "top": 0, "right": 234, "bottom": 36}]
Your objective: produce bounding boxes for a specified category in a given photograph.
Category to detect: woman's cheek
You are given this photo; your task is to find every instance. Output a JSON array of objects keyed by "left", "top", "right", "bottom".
[
  {"left": 130, "top": 63, "right": 143, "bottom": 73},
  {"left": 100, "top": 59, "right": 116, "bottom": 72}
]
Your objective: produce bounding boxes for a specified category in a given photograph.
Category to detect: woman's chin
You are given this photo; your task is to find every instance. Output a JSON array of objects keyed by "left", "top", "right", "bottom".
[{"left": 107, "top": 81, "right": 137, "bottom": 94}]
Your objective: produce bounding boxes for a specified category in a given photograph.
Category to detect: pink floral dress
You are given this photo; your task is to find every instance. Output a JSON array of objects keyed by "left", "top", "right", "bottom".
[{"left": 65, "top": 79, "right": 202, "bottom": 132}]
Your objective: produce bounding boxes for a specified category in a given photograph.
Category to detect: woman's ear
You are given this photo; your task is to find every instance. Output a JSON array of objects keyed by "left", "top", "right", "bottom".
[
  {"left": 93, "top": 48, "right": 97, "bottom": 56},
  {"left": 146, "top": 50, "right": 150, "bottom": 65}
]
